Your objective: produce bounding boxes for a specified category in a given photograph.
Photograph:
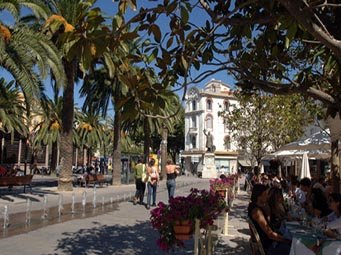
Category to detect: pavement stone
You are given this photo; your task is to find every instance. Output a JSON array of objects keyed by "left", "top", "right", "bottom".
[{"left": 0, "top": 175, "right": 251, "bottom": 254}]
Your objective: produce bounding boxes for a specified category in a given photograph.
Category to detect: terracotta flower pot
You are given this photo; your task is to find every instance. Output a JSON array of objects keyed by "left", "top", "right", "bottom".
[
  {"left": 173, "top": 220, "right": 193, "bottom": 240},
  {"left": 216, "top": 189, "right": 227, "bottom": 198}
]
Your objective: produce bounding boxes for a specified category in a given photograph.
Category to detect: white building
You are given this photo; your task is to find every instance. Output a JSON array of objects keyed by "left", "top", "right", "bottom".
[{"left": 182, "top": 79, "right": 239, "bottom": 177}]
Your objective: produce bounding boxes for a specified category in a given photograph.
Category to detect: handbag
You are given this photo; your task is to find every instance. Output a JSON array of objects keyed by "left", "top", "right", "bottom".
[{"left": 141, "top": 164, "right": 148, "bottom": 183}]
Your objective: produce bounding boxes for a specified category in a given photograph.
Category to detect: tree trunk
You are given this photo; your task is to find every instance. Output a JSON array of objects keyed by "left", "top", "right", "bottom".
[
  {"left": 58, "top": 61, "right": 75, "bottom": 191},
  {"left": 50, "top": 141, "right": 58, "bottom": 173},
  {"left": 160, "top": 126, "right": 168, "bottom": 180},
  {"left": 327, "top": 115, "right": 341, "bottom": 193},
  {"left": 112, "top": 109, "right": 122, "bottom": 185},
  {"left": 143, "top": 118, "right": 151, "bottom": 162},
  {"left": 58, "top": 132, "right": 73, "bottom": 191}
]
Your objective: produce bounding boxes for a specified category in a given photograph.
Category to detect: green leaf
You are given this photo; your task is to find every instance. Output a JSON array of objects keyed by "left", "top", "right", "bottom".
[
  {"left": 181, "top": 55, "right": 188, "bottom": 70},
  {"left": 242, "top": 25, "right": 251, "bottom": 38},
  {"left": 180, "top": 6, "right": 189, "bottom": 24},
  {"left": 166, "top": 2, "right": 177, "bottom": 15},
  {"left": 112, "top": 15, "right": 123, "bottom": 29},
  {"left": 285, "top": 23, "right": 297, "bottom": 48},
  {"left": 150, "top": 24, "right": 161, "bottom": 43},
  {"left": 166, "top": 37, "right": 174, "bottom": 48}
]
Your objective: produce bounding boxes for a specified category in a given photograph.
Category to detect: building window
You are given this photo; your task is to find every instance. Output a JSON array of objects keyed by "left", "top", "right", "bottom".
[
  {"left": 205, "top": 115, "right": 213, "bottom": 129},
  {"left": 191, "top": 135, "right": 197, "bottom": 149},
  {"left": 206, "top": 99, "right": 212, "bottom": 111},
  {"left": 191, "top": 116, "right": 197, "bottom": 128},
  {"left": 192, "top": 100, "right": 197, "bottom": 111},
  {"left": 224, "top": 136, "right": 231, "bottom": 150},
  {"left": 224, "top": 100, "right": 229, "bottom": 111}
]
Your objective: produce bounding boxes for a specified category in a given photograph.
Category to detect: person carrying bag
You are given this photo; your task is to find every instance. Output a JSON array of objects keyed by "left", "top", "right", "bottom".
[
  {"left": 133, "top": 158, "right": 146, "bottom": 205},
  {"left": 146, "top": 158, "right": 159, "bottom": 209}
]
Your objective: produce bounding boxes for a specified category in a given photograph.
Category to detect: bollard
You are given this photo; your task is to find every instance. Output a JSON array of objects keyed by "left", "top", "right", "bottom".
[
  {"left": 71, "top": 193, "right": 75, "bottom": 214},
  {"left": 58, "top": 194, "right": 64, "bottom": 217},
  {"left": 3, "top": 205, "right": 9, "bottom": 229},
  {"left": 42, "top": 195, "right": 48, "bottom": 219},
  {"left": 25, "top": 199, "right": 31, "bottom": 225},
  {"left": 223, "top": 188, "right": 234, "bottom": 237}
]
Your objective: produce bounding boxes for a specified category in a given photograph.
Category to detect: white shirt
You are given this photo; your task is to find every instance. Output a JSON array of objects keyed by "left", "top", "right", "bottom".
[
  {"left": 327, "top": 212, "right": 338, "bottom": 222},
  {"left": 327, "top": 216, "right": 341, "bottom": 234},
  {"left": 295, "top": 187, "right": 306, "bottom": 205}
]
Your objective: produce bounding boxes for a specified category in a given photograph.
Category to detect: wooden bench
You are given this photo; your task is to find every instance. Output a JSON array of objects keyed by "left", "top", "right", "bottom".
[
  {"left": 82, "top": 174, "right": 106, "bottom": 187},
  {"left": 0, "top": 175, "right": 34, "bottom": 193},
  {"left": 247, "top": 218, "right": 266, "bottom": 255}
]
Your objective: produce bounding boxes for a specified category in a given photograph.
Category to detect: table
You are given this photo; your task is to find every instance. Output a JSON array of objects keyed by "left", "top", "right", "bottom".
[{"left": 285, "top": 221, "right": 341, "bottom": 255}]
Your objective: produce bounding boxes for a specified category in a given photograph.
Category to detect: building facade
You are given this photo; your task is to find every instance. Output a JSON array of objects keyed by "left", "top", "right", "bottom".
[{"left": 182, "top": 79, "right": 239, "bottom": 177}]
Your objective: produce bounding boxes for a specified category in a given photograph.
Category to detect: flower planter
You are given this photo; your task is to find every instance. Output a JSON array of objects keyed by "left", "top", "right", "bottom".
[
  {"left": 216, "top": 189, "right": 227, "bottom": 198},
  {"left": 173, "top": 220, "right": 192, "bottom": 240}
]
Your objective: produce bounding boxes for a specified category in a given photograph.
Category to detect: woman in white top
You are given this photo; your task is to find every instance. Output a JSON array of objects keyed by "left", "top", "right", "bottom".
[
  {"left": 146, "top": 158, "right": 159, "bottom": 209},
  {"left": 324, "top": 193, "right": 341, "bottom": 238}
]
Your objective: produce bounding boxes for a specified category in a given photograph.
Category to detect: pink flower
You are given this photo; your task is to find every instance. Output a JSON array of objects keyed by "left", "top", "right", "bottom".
[{"left": 150, "top": 188, "right": 227, "bottom": 252}]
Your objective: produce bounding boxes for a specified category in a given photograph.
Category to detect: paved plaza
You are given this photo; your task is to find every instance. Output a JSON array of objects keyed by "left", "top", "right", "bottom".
[{"left": 0, "top": 175, "right": 251, "bottom": 254}]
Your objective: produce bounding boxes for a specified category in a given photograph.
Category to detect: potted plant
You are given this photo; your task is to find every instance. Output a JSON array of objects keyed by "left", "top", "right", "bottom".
[
  {"left": 209, "top": 177, "right": 234, "bottom": 192},
  {"left": 150, "top": 188, "right": 226, "bottom": 252}
]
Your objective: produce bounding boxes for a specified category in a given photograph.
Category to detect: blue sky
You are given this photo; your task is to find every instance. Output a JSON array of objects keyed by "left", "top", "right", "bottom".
[{"left": 0, "top": 0, "right": 235, "bottom": 107}]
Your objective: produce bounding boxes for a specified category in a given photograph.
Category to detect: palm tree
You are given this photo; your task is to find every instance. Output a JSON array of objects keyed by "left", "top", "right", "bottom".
[
  {"left": 0, "top": 78, "right": 28, "bottom": 163},
  {"left": 80, "top": 25, "right": 142, "bottom": 184},
  {"left": 30, "top": 90, "right": 63, "bottom": 173},
  {"left": 42, "top": 0, "right": 109, "bottom": 190},
  {"left": 122, "top": 87, "right": 182, "bottom": 179},
  {"left": 0, "top": 0, "right": 49, "bottom": 20},
  {"left": 0, "top": 0, "right": 65, "bottom": 107},
  {"left": 0, "top": 78, "right": 28, "bottom": 136},
  {"left": 81, "top": 66, "right": 126, "bottom": 185},
  {"left": 74, "top": 108, "right": 106, "bottom": 168}
]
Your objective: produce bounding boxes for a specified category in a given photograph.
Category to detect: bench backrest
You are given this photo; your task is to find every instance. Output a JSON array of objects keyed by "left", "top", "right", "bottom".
[
  {"left": 247, "top": 218, "right": 266, "bottom": 255},
  {"left": 86, "top": 174, "right": 104, "bottom": 182},
  {"left": 0, "top": 175, "right": 33, "bottom": 186}
]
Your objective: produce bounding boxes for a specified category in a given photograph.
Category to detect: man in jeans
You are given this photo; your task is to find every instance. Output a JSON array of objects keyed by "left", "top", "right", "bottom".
[{"left": 133, "top": 158, "right": 146, "bottom": 205}]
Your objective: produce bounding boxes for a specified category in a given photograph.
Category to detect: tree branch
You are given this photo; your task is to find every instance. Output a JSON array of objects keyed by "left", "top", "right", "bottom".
[
  {"left": 278, "top": 0, "right": 341, "bottom": 59},
  {"left": 238, "top": 68, "right": 336, "bottom": 105}
]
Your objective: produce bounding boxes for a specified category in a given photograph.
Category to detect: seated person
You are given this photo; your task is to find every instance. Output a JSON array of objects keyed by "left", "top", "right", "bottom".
[
  {"left": 297, "top": 178, "right": 311, "bottom": 206},
  {"left": 310, "top": 188, "right": 331, "bottom": 218},
  {"left": 268, "top": 187, "right": 291, "bottom": 230},
  {"left": 248, "top": 184, "right": 291, "bottom": 255},
  {"left": 324, "top": 193, "right": 341, "bottom": 238}
]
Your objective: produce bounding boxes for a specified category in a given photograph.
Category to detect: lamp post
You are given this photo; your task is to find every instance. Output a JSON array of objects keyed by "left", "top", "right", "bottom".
[{"left": 24, "top": 138, "right": 29, "bottom": 176}]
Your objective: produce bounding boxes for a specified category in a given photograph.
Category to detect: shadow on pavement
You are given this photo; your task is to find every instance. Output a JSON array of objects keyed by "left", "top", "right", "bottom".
[
  {"left": 53, "top": 221, "right": 194, "bottom": 255},
  {"left": 215, "top": 236, "right": 250, "bottom": 255}
]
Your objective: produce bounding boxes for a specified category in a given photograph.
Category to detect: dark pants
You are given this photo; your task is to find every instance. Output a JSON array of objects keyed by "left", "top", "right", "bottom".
[
  {"left": 147, "top": 182, "right": 157, "bottom": 206},
  {"left": 166, "top": 179, "right": 176, "bottom": 199},
  {"left": 266, "top": 241, "right": 291, "bottom": 255},
  {"left": 135, "top": 178, "right": 146, "bottom": 203}
]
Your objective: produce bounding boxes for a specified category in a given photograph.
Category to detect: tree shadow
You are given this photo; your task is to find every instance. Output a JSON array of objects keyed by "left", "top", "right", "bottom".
[
  {"left": 51, "top": 221, "right": 195, "bottom": 255},
  {"left": 214, "top": 236, "right": 250, "bottom": 255},
  {"left": 0, "top": 187, "right": 59, "bottom": 203},
  {"left": 237, "top": 227, "right": 251, "bottom": 236}
]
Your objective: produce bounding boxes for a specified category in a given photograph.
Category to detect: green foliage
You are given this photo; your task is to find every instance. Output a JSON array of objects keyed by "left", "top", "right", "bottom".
[
  {"left": 0, "top": 78, "right": 28, "bottom": 136},
  {"left": 220, "top": 92, "right": 317, "bottom": 164}
]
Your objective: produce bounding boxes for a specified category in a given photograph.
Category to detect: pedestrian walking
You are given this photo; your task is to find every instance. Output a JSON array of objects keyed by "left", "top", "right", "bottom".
[
  {"left": 165, "top": 159, "right": 180, "bottom": 200},
  {"left": 133, "top": 157, "right": 146, "bottom": 205},
  {"left": 146, "top": 158, "right": 159, "bottom": 209}
]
